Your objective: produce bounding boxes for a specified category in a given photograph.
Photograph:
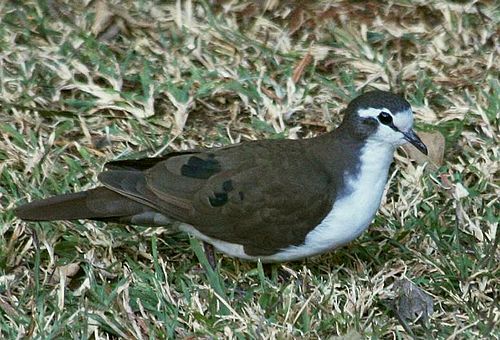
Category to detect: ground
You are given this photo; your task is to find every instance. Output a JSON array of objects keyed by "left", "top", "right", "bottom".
[{"left": 0, "top": 1, "right": 498, "bottom": 338}]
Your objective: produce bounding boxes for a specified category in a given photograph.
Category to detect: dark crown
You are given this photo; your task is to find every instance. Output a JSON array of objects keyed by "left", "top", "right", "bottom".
[{"left": 348, "top": 91, "right": 411, "bottom": 115}]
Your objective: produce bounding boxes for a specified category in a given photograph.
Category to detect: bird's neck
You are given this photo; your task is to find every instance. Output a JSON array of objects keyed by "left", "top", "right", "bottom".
[
  {"left": 306, "top": 130, "right": 396, "bottom": 197},
  {"left": 351, "top": 139, "right": 395, "bottom": 192}
]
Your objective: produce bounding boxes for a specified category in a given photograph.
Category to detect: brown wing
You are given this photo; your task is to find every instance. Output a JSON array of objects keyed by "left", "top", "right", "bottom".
[{"left": 99, "top": 140, "right": 334, "bottom": 256}]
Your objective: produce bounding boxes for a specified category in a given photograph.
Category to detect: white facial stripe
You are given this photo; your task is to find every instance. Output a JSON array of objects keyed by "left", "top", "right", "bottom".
[
  {"left": 357, "top": 107, "right": 390, "bottom": 118},
  {"left": 357, "top": 107, "right": 414, "bottom": 132}
]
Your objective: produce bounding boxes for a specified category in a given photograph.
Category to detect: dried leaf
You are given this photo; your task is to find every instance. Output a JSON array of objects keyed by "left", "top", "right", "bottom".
[
  {"left": 393, "top": 279, "right": 433, "bottom": 323},
  {"left": 288, "top": 6, "right": 306, "bottom": 35},
  {"left": 261, "top": 86, "right": 280, "bottom": 101},
  {"left": 292, "top": 52, "right": 313, "bottom": 84},
  {"left": 0, "top": 296, "right": 19, "bottom": 318},
  {"left": 92, "top": 1, "right": 114, "bottom": 36},
  {"left": 403, "top": 131, "right": 445, "bottom": 170},
  {"left": 98, "top": 20, "right": 123, "bottom": 42},
  {"left": 50, "top": 262, "right": 81, "bottom": 285}
]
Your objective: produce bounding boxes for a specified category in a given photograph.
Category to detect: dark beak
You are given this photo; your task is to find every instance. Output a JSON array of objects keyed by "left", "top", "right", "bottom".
[{"left": 403, "top": 129, "right": 428, "bottom": 155}]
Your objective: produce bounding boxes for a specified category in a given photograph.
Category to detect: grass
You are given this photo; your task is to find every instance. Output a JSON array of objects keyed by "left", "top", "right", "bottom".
[{"left": 0, "top": 0, "right": 498, "bottom": 338}]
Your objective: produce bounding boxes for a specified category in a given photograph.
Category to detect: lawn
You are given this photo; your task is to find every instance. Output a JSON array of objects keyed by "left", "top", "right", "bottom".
[{"left": 0, "top": 1, "right": 498, "bottom": 338}]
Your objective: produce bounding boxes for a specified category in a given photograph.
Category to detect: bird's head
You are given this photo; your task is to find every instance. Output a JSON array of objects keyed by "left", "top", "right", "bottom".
[{"left": 343, "top": 91, "right": 428, "bottom": 155}]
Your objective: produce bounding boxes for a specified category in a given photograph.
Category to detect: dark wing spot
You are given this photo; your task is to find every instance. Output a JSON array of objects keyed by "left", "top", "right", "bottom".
[
  {"left": 239, "top": 191, "right": 244, "bottom": 201},
  {"left": 209, "top": 192, "right": 228, "bottom": 207},
  {"left": 181, "top": 156, "right": 221, "bottom": 179},
  {"left": 222, "top": 180, "right": 233, "bottom": 192}
]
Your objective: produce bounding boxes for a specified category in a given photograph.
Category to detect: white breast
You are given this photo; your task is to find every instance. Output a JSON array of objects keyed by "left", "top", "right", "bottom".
[{"left": 180, "top": 141, "right": 396, "bottom": 262}]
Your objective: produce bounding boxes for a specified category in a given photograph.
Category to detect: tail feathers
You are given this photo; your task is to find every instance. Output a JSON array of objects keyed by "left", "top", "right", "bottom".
[{"left": 14, "top": 187, "right": 157, "bottom": 223}]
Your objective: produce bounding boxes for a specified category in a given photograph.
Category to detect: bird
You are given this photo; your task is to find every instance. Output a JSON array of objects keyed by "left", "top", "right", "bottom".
[{"left": 15, "top": 90, "right": 428, "bottom": 264}]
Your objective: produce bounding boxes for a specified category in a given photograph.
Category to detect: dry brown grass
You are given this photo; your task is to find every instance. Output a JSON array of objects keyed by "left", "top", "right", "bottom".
[{"left": 0, "top": 0, "right": 498, "bottom": 338}]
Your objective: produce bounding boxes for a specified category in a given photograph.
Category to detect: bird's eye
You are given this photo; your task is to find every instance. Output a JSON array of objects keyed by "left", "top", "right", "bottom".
[{"left": 378, "top": 112, "right": 393, "bottom": 125}]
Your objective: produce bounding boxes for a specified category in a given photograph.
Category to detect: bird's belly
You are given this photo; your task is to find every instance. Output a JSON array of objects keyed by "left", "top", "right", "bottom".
[{"left": 179, "top": 223, "right": 257, "bottom": 260}]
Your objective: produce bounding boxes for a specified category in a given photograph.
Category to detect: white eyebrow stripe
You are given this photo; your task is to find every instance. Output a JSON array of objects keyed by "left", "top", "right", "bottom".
[
  {"left": 357, "top": 107, "right": 392, "bottom": 118},
  {"left": 357, "top": 107, "right": 414, "bottom": 132}
]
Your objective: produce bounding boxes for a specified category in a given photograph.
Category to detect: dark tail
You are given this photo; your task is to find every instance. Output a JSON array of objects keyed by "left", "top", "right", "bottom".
[{"left": 14, "top": 187, "right": 159, "bottom": 224}]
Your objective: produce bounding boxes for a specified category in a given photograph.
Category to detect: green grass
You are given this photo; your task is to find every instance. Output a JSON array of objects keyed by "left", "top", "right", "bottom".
[{"left": 1, "top": 1, "right": 498, "bottom": 338}]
